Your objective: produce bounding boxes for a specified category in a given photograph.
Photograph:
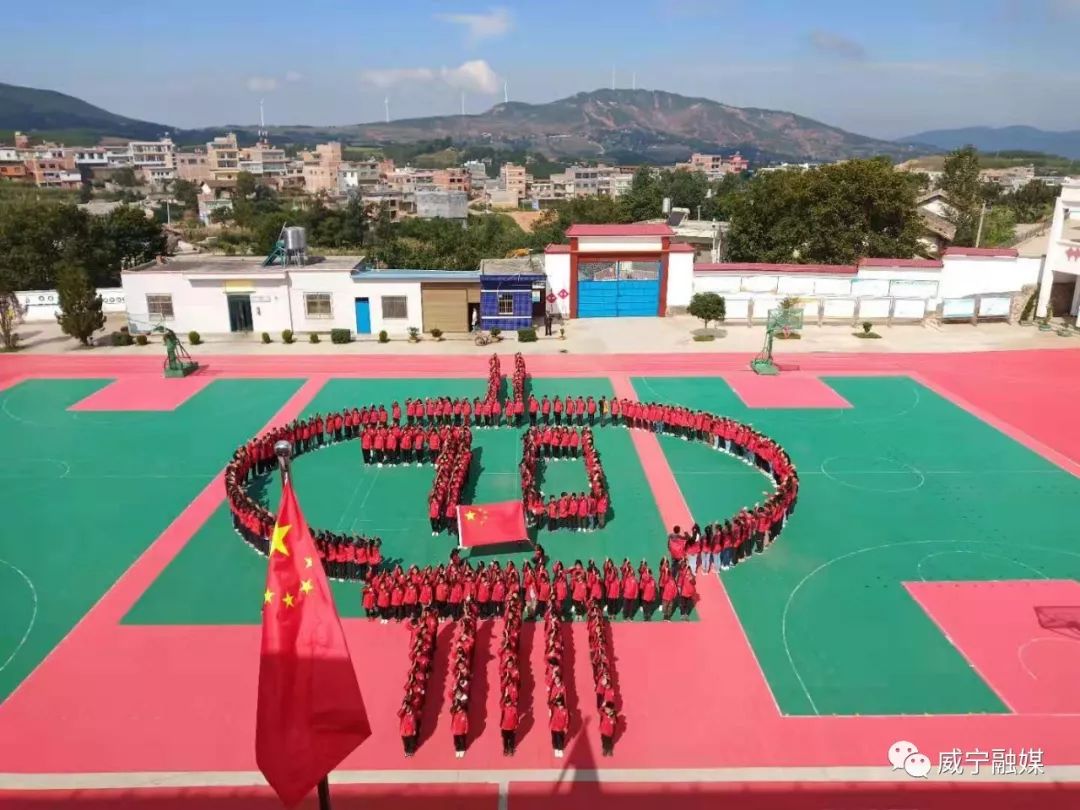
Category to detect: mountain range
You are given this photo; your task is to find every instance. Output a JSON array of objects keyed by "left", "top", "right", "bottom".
[
  {"left": 1, "top": 81, "right": 923, "bottom": 163},
  {"left": 900, "top": 126, "right": 1080, "bottom": 160}
]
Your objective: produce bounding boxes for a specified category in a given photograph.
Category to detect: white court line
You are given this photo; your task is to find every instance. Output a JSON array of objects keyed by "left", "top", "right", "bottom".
[
  {"left": 1018, "top": 637, "right": 1078, "bottom": 681},
  {"left": 3, "top": 765, "right": 1079, "bottom": 791},
  {"left": 0, "top": 558, "right": 38, "bottom": 674},
  {"left": 917, "top": 550, "right": 1049, "bottom": 583},
  {"left": 818, "top": 456, "right": 926, "bottom": 493}
]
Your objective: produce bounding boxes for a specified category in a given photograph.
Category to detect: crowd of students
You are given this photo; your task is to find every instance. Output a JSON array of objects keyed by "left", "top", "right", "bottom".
[
  {"left": 425, "top": 429, "right": 473, "bottom": 535},
  {"left": 448, "top": 604, "right": 479, "bottom": 758},
  {"left": 362, "top": 553, "right": 696, "bottom": 625},
  {"left": 498, "top": 595, "right": 523, "bottom": 756},
  {"left": 398, "top": 610, "right": 438, "bottom": 757},
  {"left": 520, "top": 427, "right": 610, "bottom": 533},
  {"left": 543, "top": 610, "right": 570, "bottom": 757},
  {"left": 587, "top": 599, "right": 619, "bottom": 756}
]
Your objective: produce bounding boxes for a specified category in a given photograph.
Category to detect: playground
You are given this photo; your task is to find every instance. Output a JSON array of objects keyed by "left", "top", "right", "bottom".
[{"left": 2, "top": 345, "right": 1080, "bottom": 809}]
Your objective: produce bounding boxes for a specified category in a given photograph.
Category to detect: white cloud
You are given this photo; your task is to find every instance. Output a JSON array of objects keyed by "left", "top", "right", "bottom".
[
  {"left": 435, "top": 7, "right": 512, "bottom": 42},
  {"left": 360, "top": 60, "right": 500, "bottom": 95},
  {"left": 245, "top": 76, "right": 279, "bottom": 93},
  {"left": 284, "top": 70, "right": 303, "bottom": 83},
  {"left": 441, "top": 60, "right": 500, "bottom": 94}
]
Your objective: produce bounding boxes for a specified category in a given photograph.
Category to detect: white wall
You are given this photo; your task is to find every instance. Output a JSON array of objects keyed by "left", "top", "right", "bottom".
[
  {"left": 544, "top": 253, "right": 571, "bottom": 317},
  {"left": 351, "top": 280, "right": 424, "bottom": 336},
  {"left": 576, "top": 236, "right": 663, "bottom": 253},
  {"left": 287, "top": 270, "right": 362, "bottom": 333},
  {"left": 122, "top": 271, "right": 292, "bottom": 334},
  {"left": 939, "top": 256, "right": 1040, "bottom": 299},
  {"left": 17, "top": 288, "right": 126, "bottom": 322},
  {"left": 666, "top": 252, "right": 694, "bottom": 308}
]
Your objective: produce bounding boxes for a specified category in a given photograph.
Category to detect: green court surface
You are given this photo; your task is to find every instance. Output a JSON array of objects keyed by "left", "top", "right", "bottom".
[
  {"left": 0, "top": 378, "right": 302, "bottom": 702},
  {"left": 637, "top": 375, "right": 1080, "bottom": 716},
  {"left": 124, "top": 377, "right": 672, "bottom": 625}
]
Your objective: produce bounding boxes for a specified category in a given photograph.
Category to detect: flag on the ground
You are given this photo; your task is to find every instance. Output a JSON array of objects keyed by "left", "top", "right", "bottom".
[
  {"left": 456, "top": 500, "right": 528, "bottom": 547},
  {"left": 256, "top": 480, "right": 371, "bottom": 808}
]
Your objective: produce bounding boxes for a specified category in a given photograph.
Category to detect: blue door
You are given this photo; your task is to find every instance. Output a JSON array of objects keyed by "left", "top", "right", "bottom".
[
  {"left": 577, "top": 261, "right": 661, "bottom": 317},
  {"left": 354, "top": 298, "right": 372, "bottom": 334}
]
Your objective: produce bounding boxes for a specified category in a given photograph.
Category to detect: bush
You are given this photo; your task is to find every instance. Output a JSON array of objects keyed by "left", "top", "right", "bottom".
[
  {"left": 490, "top": 327, "right": 502, "bottom": 340},
  {"left": 261, "top": 331, "right": 271, "bottom": 344},
  {"left": 692, "top": 334, "right": 716, "bottom": 342},
  {"left": 687, "top": 292, "right": 727, "bottom": 329},
  {"left": 309, "top": 332, "right": 320, "bottom": 344},
  {"left": 378, "top": 330, "right": 389, "bottom": 343},
  {"left": 109, "top": 330, "right": 134, "bottom": 346},
  {"left": 517, "top": 327, "right": 538, "bottom": 343},
  {"left": 282, "top": 329, "right": 295, "bottom": 344},
  {"left": 430, "top": 328, "right": 443, "bottom": 341},
  {"left": 861, "top": 321, "right": 873, "bottom": 334},
  {"left": 135, "top": 334, "right": 148, "bottom": 346},
  {"left": 188, "top": 330, "right": 202, "bottom": 346},
  {"left": 330, "top": 328, "right": 352, "bottom": 344},
  {"left": 407, "top": 326, "right": 420, "bottom": 342}
]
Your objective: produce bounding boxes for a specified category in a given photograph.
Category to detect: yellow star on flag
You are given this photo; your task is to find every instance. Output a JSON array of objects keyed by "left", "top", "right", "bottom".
[
  {"left": 270, "top": 523, "right": 291, "bottom": 557},
  {"left": 304, "top": 556, "right": 314, "bottom": 568},
  {"left": 263, "top": 589, "right": 274, "bottom": 605},
  {"left": 283, "top": 592, "right": 295, "bottom": 608},
  {"left": 464, "top": 510, "right": 477, "bottom": 521},
  {"left": 300, "top": 579, "right": 313, "bottom": 595}
]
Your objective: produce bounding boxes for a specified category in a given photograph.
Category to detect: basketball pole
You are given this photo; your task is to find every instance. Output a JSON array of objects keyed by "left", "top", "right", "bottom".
[{"left": 274, "top": 440, "right": 334, "bottom": 810}]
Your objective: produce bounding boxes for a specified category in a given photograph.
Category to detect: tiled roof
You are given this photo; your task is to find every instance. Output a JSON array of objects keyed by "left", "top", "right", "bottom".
[
  {"left": 942, "top": 246, "right": 1019, "bottom": 258},
  {"left": 858, "top": 258, "right": 943, "bottom": 269},
  {"left": 565, "top": 224, "right": 673, "bottom": 237}
]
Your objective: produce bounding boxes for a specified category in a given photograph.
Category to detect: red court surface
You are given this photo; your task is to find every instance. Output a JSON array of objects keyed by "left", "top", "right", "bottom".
[
  {"left": 907, "top": 580, "right": 1080, "bottom": 715},
  {"left": 723, "top": 370, "right": 853, "bottom": 408},
  {"left": 3, "top": 349, "right": 1080, "bottom": 804},
  {"left": 68, "top": 373, "right": 213, "bottom": 411}
]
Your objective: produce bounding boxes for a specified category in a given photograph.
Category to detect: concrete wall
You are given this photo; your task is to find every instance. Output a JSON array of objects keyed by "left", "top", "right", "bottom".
[
  {"left": 545, "top": 253, "right": 571, "bottom": 317},
  {"left": 666, "top": 252, "right": 695, "bottom": 308},
  {"left": 17, "top": 288, "right": 126, "bottom": 322},
  {"left": 576, "top": 236, "right": 664, "bottom": 253},
  {"left": 939, "top": 256, "right": 1040, "bottom": 299},
  {"left": 350, "top": 280, "right": 424, "bottom": 336}
]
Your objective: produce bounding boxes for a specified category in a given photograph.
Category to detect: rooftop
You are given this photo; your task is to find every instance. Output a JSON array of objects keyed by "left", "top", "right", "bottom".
[
  {"left": 350, "top": 268, "right": 480, "bottom": 282},
  {"left": 565, "top": 223, "right": 673, "bottom": 237},
  {"left": 942, "top": 247, "right": 1019, "bottom": 259},
  {"left": 479, "top": 256, "right": 545, "bottom": 276},
  {"left": 124, "top": 255, "right": 365, "bottom": 274}
]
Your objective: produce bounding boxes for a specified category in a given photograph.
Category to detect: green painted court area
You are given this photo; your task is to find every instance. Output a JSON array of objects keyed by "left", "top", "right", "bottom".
[
  {"left": 638, "top": 375, "right": 1080, "bottom": 717},
  {"left": 0, "top": 377, "right": 302, "bottom": 702},
  {"left": 124, "top": 377, "right": 671, "bottom": 625}
]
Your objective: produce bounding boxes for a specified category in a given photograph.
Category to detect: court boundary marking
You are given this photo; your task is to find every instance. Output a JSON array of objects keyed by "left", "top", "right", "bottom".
[{"left": 0, "top": 559, "right": 38, "bottom": 675}]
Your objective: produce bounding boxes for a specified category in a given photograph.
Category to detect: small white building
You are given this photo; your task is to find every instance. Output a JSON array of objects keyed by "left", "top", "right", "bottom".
[{"left": 1036, "top": 180, "right": 1080, "bottom": 318}]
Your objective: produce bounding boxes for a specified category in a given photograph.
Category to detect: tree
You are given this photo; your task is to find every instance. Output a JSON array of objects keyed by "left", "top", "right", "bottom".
[
  {"left": 0, "top": 290, "right": 25, "bottom": 351},
  {"left": 726, "top": 159, "right": 922, "bottom": 264},
  {"left": 93, "top": 206, "right": 167, "bottom": 269},
  {"left": 619, "top": 167, "right": 664, "bottom": 222},
  {"left": 941, "top": 146, "right": 982, "bottom": 245},
  {"left": 112, "top": 167, "right": 138, "bottom": 187},
  {"left": 172, "top": 179, "right": 199, "bottom": 213},
  {"left": 687, "top": 292, "right": 726, "bottom": 329},
  {"left": 235, "top": 171, "right": 257, "bottom": 199},
  {"left": 55, "top": 262, "right": 106, "bottom": 346}
]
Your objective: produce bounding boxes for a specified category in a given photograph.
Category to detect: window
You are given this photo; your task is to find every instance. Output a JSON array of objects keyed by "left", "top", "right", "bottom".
[
  {"left": 146, "top": 294, "right": 174, "bottom": 319},
  {"left": 304, "top": 292, "right": 333, "bottom": 319},
  {"left": 497, "top": 293, "right": 514, "bottom": 315},
  {"left": 381, "top": 296, "right": 408, "bottom": 319}
]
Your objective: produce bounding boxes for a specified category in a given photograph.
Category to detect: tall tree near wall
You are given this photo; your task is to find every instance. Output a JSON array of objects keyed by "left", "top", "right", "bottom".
[
  {"left": 55, "top": 261, "right": 106, "bottom": 346},
  {"left": 941, "top": 145, "right": 982, "bottom": 245}
]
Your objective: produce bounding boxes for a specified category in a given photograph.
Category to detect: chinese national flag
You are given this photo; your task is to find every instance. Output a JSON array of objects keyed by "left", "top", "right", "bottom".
[
  {"left": 256, "top": 480, "right": 370, "bottom": 808},
  {"left": 456, "top": 500, "right": 528, "bottom": 548}
]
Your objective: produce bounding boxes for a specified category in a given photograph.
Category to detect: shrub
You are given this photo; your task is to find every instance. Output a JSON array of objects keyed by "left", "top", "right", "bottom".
[
  {"left": 109, "top": 330, "right": 134, "bottom": 346},
  {"left": 559, "top": 327, "right": 565, "bottom": 340},
  {"left": 282, "top": 329, "right": 295, "bottom": 344},
  {"left": 378, "top": 330, "right": 389, "bottom": 343},
  {"left": 862, "top": 321, "right": 873, "bottom": 334},
  {"left": 490, "top": 327, "right": 502, "bottom": 340},
  {"left": 330, "top": 328, "right": 351, "bottom": 344},
  {"left": 309, "top": 332, "right": 320, "bottom": 344},
  {"left": 188, "top": 330, "right": 202, "bottom": 345},
  {"left": 135, "top": 334, "right": 148, "bottom": 346},
  {"left": 687, "top": 292, "right": 726, "bottom": 329},
  {"left": 407, "top": 326, "right": 420, "bottom": 342},
  {"left": 430, "top": 327, "right": 443, "bottom": 341},
  {"left": 517, "top": 327, "right": 538, "bottom": 343},
  {"left": 692, "top": 334, "right": 716, "bottom": 342},
  {"left": 261, "top": 331, "right": 271, "bottom": 344}
]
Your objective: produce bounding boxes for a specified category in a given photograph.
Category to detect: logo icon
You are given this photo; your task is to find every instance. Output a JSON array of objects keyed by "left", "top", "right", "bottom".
[{"left": 889, "top": 740, "right": 930, "bottom": 778}]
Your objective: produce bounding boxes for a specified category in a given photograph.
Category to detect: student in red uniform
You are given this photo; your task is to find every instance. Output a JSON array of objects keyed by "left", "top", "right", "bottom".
[
  {"left": 640, "top": 566, "right": 657, "bottom": 620},
  {"left": 621, "top": 568, "right": 639, "bottom": 620},
  {"left": 661, "top": 572, "right": 678, "bottom": 621},
  {"left": 678, "top": 568, "right": 697, "bottom": 619},
  {"left": 549, "top": 696, "right": 569, "bottom": 758},
  {"left": 451, "top": 702, "right": 468, "bottom": 758},
  {"left": 546, "top": 496, "right": 558, "bottom": 533},
  {"left": 553, "top": 395, "right": 563, "bottom": 425},
  {"left": 667, "top": 526, "right": 687, "bottom": 570},
  {"left": 400, "top": 703, "right": 418, "bottom": 757},
  {"left": 500, "top": 695, "right": 519, "bottom": 756},
  {"left": 599, "top": 706, "right": 617, "bottom": 756}
]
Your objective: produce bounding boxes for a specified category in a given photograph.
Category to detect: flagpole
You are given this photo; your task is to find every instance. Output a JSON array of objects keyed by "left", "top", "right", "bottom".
[{"left": 273, "top": 439, "right": 334, "bottom": 810}]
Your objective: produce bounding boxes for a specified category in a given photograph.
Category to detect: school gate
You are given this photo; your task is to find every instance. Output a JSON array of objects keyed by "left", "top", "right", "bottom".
[{"left": 576, "top": 260, "right": 662, "bottom": 318}]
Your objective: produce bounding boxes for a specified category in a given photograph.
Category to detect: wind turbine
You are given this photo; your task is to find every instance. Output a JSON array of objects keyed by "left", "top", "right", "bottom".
[
  {"left": 384, "top": 95, "right": 390, "bottom": 123},
  {"left": 504, "top": 80, "right": 509, "bottom": 104}
]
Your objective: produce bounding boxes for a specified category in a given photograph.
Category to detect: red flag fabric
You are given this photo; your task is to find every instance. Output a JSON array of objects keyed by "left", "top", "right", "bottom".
[
  {"left": 456, "top": 500, "right": 528, "bottom": 547},
  {"left": 256, "top": 480, "right": 371, "bottom": 807}
]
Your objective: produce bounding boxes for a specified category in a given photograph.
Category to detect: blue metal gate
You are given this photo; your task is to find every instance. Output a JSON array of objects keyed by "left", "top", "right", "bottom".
[{"left": 577, "top": 260, "right": 660, "bottom": 317}]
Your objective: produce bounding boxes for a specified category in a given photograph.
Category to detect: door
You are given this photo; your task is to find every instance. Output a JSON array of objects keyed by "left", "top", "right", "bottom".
[
  {"left": 577, "top": 260, "right": 661, "bottom": 317},
  {"left": 354, "top": 298, "right": 372, "bottom": 334},
  {"left": 227, "top": 294, "right": 253, "bottom": 332},
  {"left": 421, "top": 284, "right": 471, "bottom": 332}
]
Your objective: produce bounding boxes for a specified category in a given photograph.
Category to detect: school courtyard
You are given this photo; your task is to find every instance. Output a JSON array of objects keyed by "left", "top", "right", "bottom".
[{"left": 1, "top": 347, "right": 1080, "bottom": 809}]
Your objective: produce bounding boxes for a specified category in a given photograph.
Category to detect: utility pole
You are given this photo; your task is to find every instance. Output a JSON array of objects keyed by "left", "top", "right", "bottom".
[{"left": 975, "top": 201, "right": 988, "bottom": 248}]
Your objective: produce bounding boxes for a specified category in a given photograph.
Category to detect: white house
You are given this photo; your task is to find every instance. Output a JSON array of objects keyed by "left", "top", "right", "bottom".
[{"left": 1035, "top": 180, "right": 1080, "bottom": 318}]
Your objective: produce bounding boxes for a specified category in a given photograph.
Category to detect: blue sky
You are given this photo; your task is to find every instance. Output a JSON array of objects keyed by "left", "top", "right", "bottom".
[{"left": 2, "top": 0, "right": 1078, "bottom": 138}]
